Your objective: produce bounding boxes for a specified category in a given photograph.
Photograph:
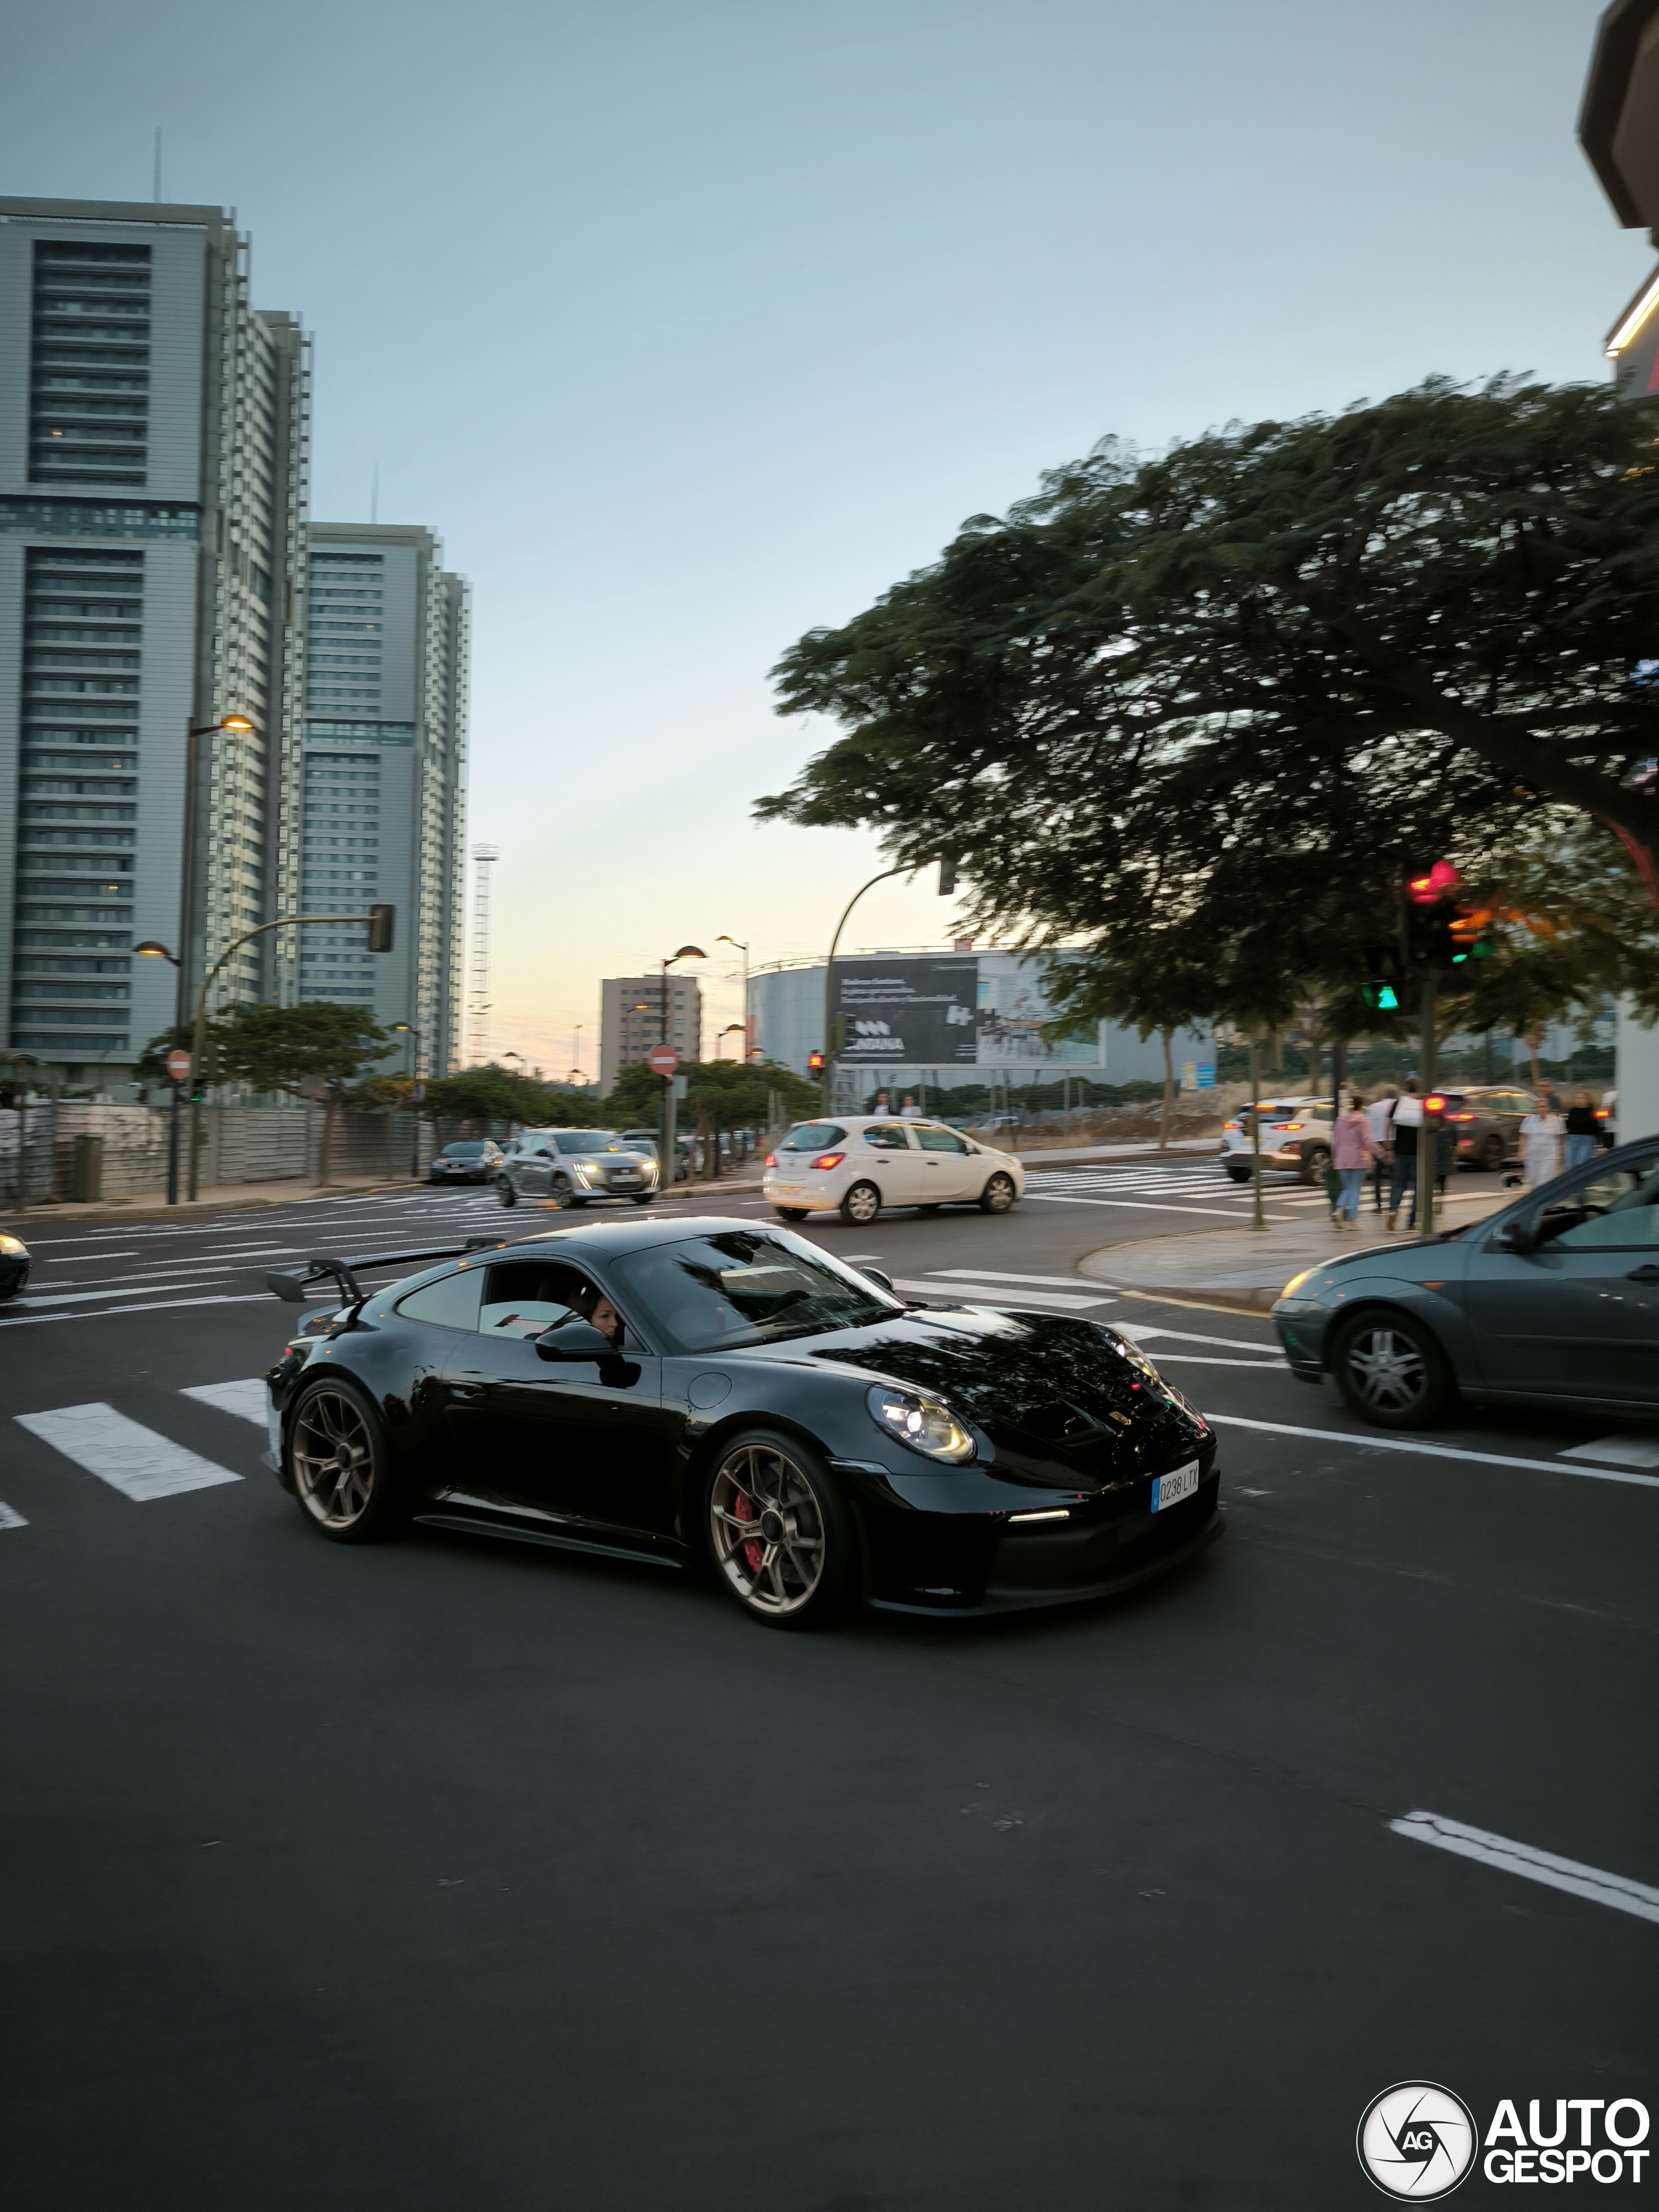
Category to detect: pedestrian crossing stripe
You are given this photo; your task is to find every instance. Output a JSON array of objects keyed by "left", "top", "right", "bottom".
[
  {"left": 15, "top": 1403, "right": 242, "bottom": 1501},
  {"left": 0, "top": 1502, "right": 26, "bottom": 1530},
  {"left": 181, "top": 1379, "right": 268, "bottom": 1426}
]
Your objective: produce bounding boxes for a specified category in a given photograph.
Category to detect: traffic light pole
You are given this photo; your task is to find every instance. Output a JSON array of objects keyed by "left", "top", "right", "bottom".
[
  {"left": 1416, "top": 972, "right": 1437, "bottom": 1243},
  {"left": 1248, "top": 1039, "right": 1266, "bottom": 1231}
]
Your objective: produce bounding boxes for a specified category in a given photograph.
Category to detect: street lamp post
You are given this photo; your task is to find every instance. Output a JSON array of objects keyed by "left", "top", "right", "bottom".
[
  {"left": 820, "top": 868, "right": 909, "bottom": 1113},
  {"left": 134, "top": 940, "right": 184, "bottom": 1202},
  {"left": 390, "top": 1023, "right": 423, "bottom": 1178},
  {"left": 715, "top": 935, "right": 750, "bottom": 1060},
  {"left": 172, "top": 715, "right": 255, "bottom": 1202},
  {"left": 660, "top": 945, "right": 705, "bottom": 1186}
]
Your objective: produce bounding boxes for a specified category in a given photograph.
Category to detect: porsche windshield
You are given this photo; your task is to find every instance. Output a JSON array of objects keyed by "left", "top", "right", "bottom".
[{"left": 613, "top": 1229, "right": 895, "bottom": 1351}]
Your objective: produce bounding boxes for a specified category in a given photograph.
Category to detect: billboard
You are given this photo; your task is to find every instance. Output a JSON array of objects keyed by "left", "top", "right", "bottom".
[{"left": 832, "top": 952, "right": 1107, "bottom": 1069}]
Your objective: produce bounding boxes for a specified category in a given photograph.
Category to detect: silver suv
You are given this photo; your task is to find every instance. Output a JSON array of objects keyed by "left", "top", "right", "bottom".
[{"left": 496, "top": 1128, "right": 658, "bottom": 1209}]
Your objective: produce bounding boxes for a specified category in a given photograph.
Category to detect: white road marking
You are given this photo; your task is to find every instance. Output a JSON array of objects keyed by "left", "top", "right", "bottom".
[
  {"left": 1207, "top": 1412, "right": 1659, "bottom": 1489},
  {"left": 1117, "top": 1321, "right": 1286, "bottom": 1356},
  {"left": 929, "top": 1268, "right": 1114, "bottom": 1290},
  {"left": 893, "top": 1279, "right": 1115, "bottom": 1310},
  {"left": 18, "top": 1248, "right": 141, "bottom": 1261},
  {"left": 16, "top": 1403, "right": 242, "bottom": 1500},
  {"left": 1559, "top": 1432, "right": 1659, "bottom": 1469},
  {"left": 12, "top": 1282, "right": 222, "bottom": 1308},
  {"left": 181, "top": 1378, "right": 268, "bottom": 1426},
  {"left": 0, "top": 1502, "right": 26, "bottom": 1530},
  {"left": 1021, "top": 1193, "right": 1296, "bottom": 1220},
  {"left": 0, "top": 1292, "right": 270, "bottom": 1329},
  {"left": 1391, "top": 1810, "right": 1659, "bottom": 1927}
]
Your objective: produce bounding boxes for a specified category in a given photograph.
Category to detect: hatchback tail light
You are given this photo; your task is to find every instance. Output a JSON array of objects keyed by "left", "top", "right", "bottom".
[
  {"left": 764, "top": 1152, "right": 776, "bottom": 1167},
  {"left": 809, "top": 1152, "right": 846, "bottom": 1170},
  {"left": 1222, "top": 1120, "right": 1240, "bottom": 1132},
  {"left": 1446, "top": 1111, "right": 1474, "bottom": 1122},
  {"left": 1424, "top": 1095, "right": 1446, "bottom": 1113},
  {"left": 1596, "top": 1108, "right": 1610, "bottom": 1121},
  {"left": 1281, "top": 1122, "right": 1303, "bottom": 1132}
]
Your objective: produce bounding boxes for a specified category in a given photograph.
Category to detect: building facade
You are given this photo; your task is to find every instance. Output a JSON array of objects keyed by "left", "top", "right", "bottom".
[
  {"left": 297, "top": 524, "right": 468, "bottom": 1073},
  {"left": 0, "top": 195, "right": 309, "bottom": 1084},
  {"left": 599, "top": 973, "right": 702, "bottom": 1095}
]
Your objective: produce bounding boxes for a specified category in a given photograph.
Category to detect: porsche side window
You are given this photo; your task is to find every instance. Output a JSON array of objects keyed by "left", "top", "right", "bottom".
[
  {"left": 395, "top": 1268, "right": 484, "bottom": 1331},
  {"left": 478, "top": 1260, "right": 618, "bottom": 1341},
  {"left": 914, "top": 1126, "right": 968, "bottom": 1153},
  {"left": 863, "top": 1124, "right": 912, "bottom": 1150}
]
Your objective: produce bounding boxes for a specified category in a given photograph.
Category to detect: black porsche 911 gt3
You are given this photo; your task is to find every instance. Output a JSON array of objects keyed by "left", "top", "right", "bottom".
[{"left": 264, "top": 1215, "right": 1222, "bottom": 1627}]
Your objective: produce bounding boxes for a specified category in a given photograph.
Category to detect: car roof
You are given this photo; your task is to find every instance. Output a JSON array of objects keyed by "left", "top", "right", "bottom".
[{"left": 786, "top": 1113, "right": 957, "bottom": 1128}]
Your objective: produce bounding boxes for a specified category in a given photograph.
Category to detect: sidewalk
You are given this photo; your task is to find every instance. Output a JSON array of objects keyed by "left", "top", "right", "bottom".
[{"left": 1078, "top": 1187, "right": 1509, "bottom": 1314}]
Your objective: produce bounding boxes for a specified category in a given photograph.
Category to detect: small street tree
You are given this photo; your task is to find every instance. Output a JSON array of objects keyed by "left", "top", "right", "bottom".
[{"left": 205, "top": 1001, "right": 391, "bottom": 1186}]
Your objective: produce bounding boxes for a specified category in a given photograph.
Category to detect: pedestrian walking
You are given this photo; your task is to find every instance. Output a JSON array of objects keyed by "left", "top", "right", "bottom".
[
  {"left": 1520, "top": 1102, "right": 1565, "bottom": 1189},
  {"left": 1364, "top": 1088, "right": 1397, "bottom": 1213},
  {"left": 1386, "top": 1079, "right": 1423, "bottom": 1231},
  {"left": 1564, "top": 1089, "right": 1599, "bottom": 1171},
  {"left": 899, "top": 1094, "right": 922, "bottom": 1119},
  {"left": 1330, "top": 1092, "right": 1375, "bottom": 1228}
]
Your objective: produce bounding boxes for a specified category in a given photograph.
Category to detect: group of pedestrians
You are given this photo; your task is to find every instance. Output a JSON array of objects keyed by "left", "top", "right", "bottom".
[{"left": 1325, "top": 1080, "right": 1608, "bottom": 1233}]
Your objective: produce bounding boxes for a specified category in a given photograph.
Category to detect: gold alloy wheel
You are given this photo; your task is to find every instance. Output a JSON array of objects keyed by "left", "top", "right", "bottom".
[
  {"left": 708, "top": 1441, "right": 827, "bottom": 1618},
  {"left": 291, "top": 1387, "right": 377, "bottom": 1530}
]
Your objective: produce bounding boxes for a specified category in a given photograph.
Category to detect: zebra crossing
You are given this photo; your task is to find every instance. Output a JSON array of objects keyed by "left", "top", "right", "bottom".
[
  {"left": 1024, "top": 1156, "right": 1330, "bottom": 1218},
  {"left": 5, "top": 1371, "right": 266, "bottom": 1524}
]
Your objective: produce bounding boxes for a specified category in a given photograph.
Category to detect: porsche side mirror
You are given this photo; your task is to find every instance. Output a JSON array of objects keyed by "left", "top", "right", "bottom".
[
  {"left": 534, "top": 1320, "right": 614, "bottom": 1362},
  {"left": 857, "top": 1264, "right": 896, "bottom": 1294}
]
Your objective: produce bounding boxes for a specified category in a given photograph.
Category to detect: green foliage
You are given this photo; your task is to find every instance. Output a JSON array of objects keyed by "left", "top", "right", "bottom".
[
  {"left": 419, "top": 1064, "right": 586, "bottom": 1128},
  {"left": 203, "top": 1001, "right": 391, "bottom": 1098},
  {"left": 605, "top": 1058, "right": 818, "bottom": 1130},
  {"left": 760, "top": 375, "right": 1659, "bottom": 1030}
]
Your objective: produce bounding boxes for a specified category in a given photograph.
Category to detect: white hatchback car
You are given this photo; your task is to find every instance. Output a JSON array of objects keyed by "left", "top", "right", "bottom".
[
  {"left": 1218, "top": 1096, "right": 1334, "bottom": 1183},
  {"left": 762, "top": 1115, "right": 1026, "bottom": 1226}
]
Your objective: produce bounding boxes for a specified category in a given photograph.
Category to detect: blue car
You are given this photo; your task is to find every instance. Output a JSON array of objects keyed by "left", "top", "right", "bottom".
[{"left": 1273, "top": 1135, "right": 1659, "bottom": 1429}]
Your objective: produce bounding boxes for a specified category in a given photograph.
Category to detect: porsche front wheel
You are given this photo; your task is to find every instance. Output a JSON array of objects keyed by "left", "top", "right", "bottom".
[
  {"left": 287, "top": 1379, "right": 397, "bottom": 1543},
  {"left": 704, "top": 1431, "right": 852, "bottom": 1629}
]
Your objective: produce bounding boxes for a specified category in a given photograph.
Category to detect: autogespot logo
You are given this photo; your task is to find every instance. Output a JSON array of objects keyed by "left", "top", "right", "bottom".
[{"left": 1357, "top": 2082, "right": 1478, "bottom": 2200}]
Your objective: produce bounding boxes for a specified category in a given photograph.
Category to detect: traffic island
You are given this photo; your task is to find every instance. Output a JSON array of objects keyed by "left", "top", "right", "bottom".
[{"left": 1078, "top": 1190, "right": 1509, "bottom": 1314}]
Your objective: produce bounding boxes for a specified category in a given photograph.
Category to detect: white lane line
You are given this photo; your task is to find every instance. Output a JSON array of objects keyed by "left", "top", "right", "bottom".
[
  {"left": 12, "top": 1281, "right": 224, "bottom": 1308},
  {"left": 1021, "top": 1193, "right": 1299, "bottom": 1220},
  {"left": 16, "top": 1403, "right": 242, "bottom": 1500},
  {"left": 0, "top": 1293, "right": 269, "bottom": 1329},
  {"left": 1560, "top": 1432, "right": 1659, "bottom": 1469},
  {"left": 929, "top": 1268, "right": 1114, "bottom": 1290},
  {"left": 893, "top": 1279, "right": 1115, "bottom": 1310},
  {"left": 20, "top": 1248, "right": 141, "bottom": 1262},
  {"left": 1117, "top": 1321, "right": 1286, "bottom": 1356},
  {"left": 0, "top": 1502, "right": 26, "bottom": 1530},
  {"left": 1391, "top": 1811, "right": 1659, "bottom": 1927},
  {"left": 1207, "top": 1412, "right": 1659, "bottom": 1489},
  {"left": 181, "top": 1378, "right": 268, "bottom": 1426}
]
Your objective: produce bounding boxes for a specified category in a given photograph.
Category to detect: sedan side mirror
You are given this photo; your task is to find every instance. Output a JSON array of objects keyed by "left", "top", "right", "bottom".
[
  {"left": 857, "top": 1264, "right": 896, "bottom": 1294},
  {"left": 1494, "top": 1219, "right": 1535, "bottom": 1255},
  {"left": 534, "top": 1320, "right": 614, "bottom": 1361}
]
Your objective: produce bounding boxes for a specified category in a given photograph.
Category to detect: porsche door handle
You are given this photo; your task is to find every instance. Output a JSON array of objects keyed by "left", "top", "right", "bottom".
[
  {"left": 1627, "top": 1266, "right": 1659, "bottom": 1283},
  {"left": 446, "top": 1383, "right": 486, "bottom": 1402}
]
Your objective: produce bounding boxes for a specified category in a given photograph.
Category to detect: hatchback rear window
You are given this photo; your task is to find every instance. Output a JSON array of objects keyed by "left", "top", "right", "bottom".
[{"left": 778, "top": 1123, "right": 845, "bottom": 1151}]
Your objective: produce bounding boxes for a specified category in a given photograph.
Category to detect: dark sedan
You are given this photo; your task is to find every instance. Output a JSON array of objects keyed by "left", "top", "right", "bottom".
[
  {"left": 0, "top": 1228, "right": 28, "bottom": 1298},
  {"left": 264, "top": 1216, "right": 1222, "bottom": 1626},
  {"left": 1273, "top": 1135, "right": 1659, "bottom": 1428},
  {"left": 428, "top": 1139, "right": 504, "bottom": 1183}
]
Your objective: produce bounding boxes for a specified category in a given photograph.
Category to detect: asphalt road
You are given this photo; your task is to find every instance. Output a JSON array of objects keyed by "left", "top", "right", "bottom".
[{"left": 3, "top": 1159, "right": 1654, "bottom": 2207}]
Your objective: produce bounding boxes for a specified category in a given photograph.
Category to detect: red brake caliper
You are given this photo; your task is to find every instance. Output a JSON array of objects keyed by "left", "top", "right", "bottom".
[{"left": 733, "top": 1487, "right": 765, "bottom": 1574}]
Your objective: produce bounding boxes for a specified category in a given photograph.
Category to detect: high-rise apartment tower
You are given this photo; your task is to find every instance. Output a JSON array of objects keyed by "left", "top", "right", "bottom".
[
  {"left": 599, "top": 973, "right": 702, "bottom": 1095},
  {"left": 297, "top": 524, "right": 468, "bottom": 1072},
  {"left": 0, "top": 196, "right": 309, "bottom": 1082}
]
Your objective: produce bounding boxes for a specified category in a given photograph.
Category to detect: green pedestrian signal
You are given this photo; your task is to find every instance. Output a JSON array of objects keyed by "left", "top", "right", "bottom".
[{"left": 1363, "top": 981, "right": 1400, "bottom": 1012}]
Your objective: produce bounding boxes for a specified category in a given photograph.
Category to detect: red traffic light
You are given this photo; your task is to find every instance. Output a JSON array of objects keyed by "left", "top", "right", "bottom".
[
  {"left": 806, "top": 1051, "right": 825, "bottom": 1074},
  {"left": 1424, "top": 1094, "right": 1446, "bottom": 1113},
  {"left": 1406, "top": 860, "right": 1459, "bottom": 906}
]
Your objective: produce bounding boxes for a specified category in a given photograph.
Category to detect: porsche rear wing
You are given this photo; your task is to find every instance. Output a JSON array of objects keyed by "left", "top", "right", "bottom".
[{"left": 266, "top": 1233, "right": 513, "bottom": 1306}]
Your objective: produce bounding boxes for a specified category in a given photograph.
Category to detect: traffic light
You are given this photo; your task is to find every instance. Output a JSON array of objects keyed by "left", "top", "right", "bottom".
[
  {"left": 367, "top": 904, "right": 395, "bottom": 951},
  {"left": 806, "top": 1051, "right": 826, "bottom": 1075},
  {"left": 1362, "top": 944, "right": 1403, "bottom": 1013},
  {"left": 1406, "top": 858, "right": 1459, "bottom": 907}
]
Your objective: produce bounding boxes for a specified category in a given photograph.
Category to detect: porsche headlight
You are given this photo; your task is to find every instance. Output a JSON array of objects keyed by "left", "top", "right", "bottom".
[
  {"left": 866, "top": 1385, "right": 975, "bottom": 1463},
  {"left": 0, "top": 1235, "right": 24, "bottom": 1255}
]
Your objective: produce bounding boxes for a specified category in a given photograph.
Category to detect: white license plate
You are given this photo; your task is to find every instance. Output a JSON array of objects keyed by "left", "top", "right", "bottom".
[
  {"left": 613, "top": 1174, "right": 639, "bottom": 1184},
  {"left": 1152, "top": 1459, "right": 1200, "bottom": 1511}
]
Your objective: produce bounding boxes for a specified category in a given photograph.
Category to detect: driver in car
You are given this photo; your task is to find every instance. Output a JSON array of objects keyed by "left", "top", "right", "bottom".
[{"left": 572, "top": 1285, "right": 624, "bottom": 1345}]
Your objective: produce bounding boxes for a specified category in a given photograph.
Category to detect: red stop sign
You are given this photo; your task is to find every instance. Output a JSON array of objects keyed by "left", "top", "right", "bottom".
[
  {"left": 645, "top": 1045, "right": 679, "bottom": 1078},
  {"left": 165, "top": 1049, "right": 192, "bottom": 1082}
]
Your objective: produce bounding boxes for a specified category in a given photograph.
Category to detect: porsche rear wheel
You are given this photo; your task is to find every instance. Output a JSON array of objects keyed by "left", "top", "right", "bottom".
[
  {"left": 979, "top": 1172, "right": 1016, "bottom": 1213},
  {"left": 704, "top": 1431, "right": 852, "bottom": 1629},
  {"left": 288, "top": 1379, "right": 397, "bottom": 1543},
  {"left": 839, "top": 1180, "right": 881, "bottom": 1226}
]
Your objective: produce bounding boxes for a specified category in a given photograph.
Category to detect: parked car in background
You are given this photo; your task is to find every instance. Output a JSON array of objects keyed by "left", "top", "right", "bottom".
[
  {"left": 1220, "top": 1099, "right": 1334, "bottom": 1185},
  {"left": 763, "top": 1116, "right": 1025, "bottom": 1225},
  {"left": 496, "top": 1128, "right": 659, "bottom": 1209},
  {"left": 427, "top": 1139, "right": 504, "bottom": 1185},
  {"left": 1435, "top": 1084, "right": 1536, "bottom": 1172},
  {"left": 621, "top": 1128, "right": 691, "bottom": 1182}
]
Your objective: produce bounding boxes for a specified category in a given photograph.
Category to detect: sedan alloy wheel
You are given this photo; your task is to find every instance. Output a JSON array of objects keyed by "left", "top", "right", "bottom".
[
  {"left": 839, "top": 1180, "right": 881, "bottom": 1226},
  {"left": 979, "top": 1171, "right": 1016, "bottom": 1214},
  {"left": 1332, "top": 1312, "right": 1452, "bottom": 1429}
]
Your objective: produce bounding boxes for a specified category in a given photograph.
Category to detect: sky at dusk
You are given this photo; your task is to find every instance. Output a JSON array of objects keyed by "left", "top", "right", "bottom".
[{"left": 2, "top": 0, "right": 1650, "bottom": 1077}]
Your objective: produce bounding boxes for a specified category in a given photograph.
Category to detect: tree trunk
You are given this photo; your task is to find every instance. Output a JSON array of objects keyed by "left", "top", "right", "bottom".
[
  {"left": 1159, "top": 1027, "right": 1174, "bottom": 1150},
  {"left": 1527, "top": 1027, "right": 1543, "bottom": 1090}
]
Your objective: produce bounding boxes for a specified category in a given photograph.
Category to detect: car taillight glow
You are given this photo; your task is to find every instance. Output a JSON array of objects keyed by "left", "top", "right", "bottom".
[
  {"left": 1223, "top": 1120, "right": 1240, "bottom": 1132},
  {"left": 1281, "top": 1122, "right": 1303, "bottom": 1132},
  {"left": 809, "top": 1152, "right": 845, "bottom": 1169},
  {"left": 1446, "top": 1112, "right": 1474, "bottom": 1122},
  {"left": 1596, "top": 1108, "right": 1610, "bottom": 1121},
  {"left": 1425, "top": 1095, "right": 1446, "bottom": 1112},
  {"left": 764, "top": 1153, "right": 776, "bottom": 1167}
]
